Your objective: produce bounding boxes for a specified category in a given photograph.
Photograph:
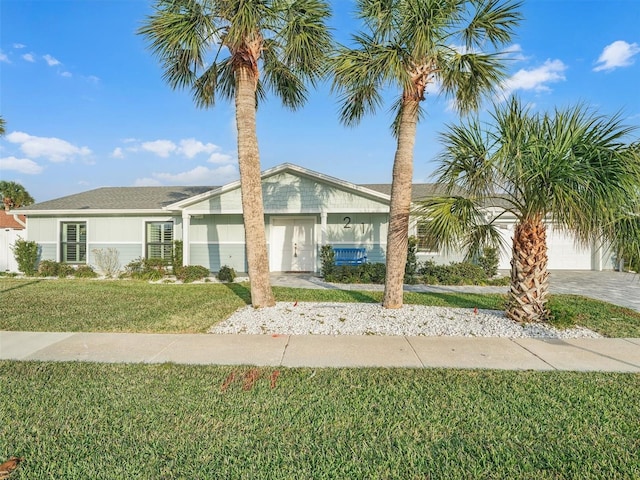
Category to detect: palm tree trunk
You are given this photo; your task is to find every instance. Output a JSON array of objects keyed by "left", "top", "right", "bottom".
[
  {"left": 507, "top": 216, "right": 550, "bottom": 322},
  {"left": 382, "top": 100, "right": 419, "bottom": 308},
  {"left": 235, "top": 66, "right": 275, "bottom": 308}
]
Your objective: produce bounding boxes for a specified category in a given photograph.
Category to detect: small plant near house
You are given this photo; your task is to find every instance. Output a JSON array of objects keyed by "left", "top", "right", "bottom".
[
  {"left": 74, "top": 265, "right": 98, "bottom": 278},
  {"left": 217, "top": 265, "right": 236, "bottom": 283},
  {"left": 38, "top": 260, "right": 60, "bottom": 277},
  {"left": 11, "top": 237, "right": 39, "bottom": 276},
  {"left": 172, "top": 240, "right": 183, "bottom": 273},
  {"left": 175, "top": 265, "right": 210, "bottom": 283},
  {"left": 477, "top": 247, "right": 499, "bottom": 278},
  {"left": 320, "top": 245, "right": 335, "bottom": 278},
  {"left": 124, "top": 257, "right": 167, "bottom": 281},
  {"left": 404, "top": 236, "right": 419, "bottom": 284},
  {"left": 92, "top": 248, "right": 121, "bottom": 278}
]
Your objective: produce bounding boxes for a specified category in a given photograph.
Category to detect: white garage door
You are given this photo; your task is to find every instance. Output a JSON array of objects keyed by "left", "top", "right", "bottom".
[{"left": 496, "top": 224, "right": 592, "bottom": 270}]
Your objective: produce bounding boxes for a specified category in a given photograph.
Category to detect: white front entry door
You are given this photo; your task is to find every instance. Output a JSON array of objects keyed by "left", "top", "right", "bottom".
[{"left": 270, "top": 218, "right": 315, "bottom": 272}]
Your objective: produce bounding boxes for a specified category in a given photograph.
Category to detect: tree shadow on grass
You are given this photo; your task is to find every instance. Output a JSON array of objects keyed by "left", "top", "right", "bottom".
[
  {"left": 0, "top": 279, "right": 43, "bottom": 294},
  {"left": 222, "top": 282, "right": 252, "bottom": 305}
]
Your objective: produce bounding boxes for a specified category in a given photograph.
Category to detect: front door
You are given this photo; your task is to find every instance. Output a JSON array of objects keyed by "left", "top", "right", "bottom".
[{"left": 270, "top": 218, "right": 315, "bottom": 272}]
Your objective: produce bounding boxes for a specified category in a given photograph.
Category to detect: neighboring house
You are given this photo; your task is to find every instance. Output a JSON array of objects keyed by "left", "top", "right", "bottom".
[
  {"left": 1, "top": 210, "right": 26, "bottom": 272},
  {"left": 16, "top": 163, "right": 610, "bottom": 274}
]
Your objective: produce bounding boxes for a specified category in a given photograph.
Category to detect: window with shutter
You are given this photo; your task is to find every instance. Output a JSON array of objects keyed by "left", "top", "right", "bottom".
[
  {"left": 146, "top": 222, "right": 173, "bottom": 260},
  {"left": 61, "top": 222, "right": 87, "bottom": 263}
]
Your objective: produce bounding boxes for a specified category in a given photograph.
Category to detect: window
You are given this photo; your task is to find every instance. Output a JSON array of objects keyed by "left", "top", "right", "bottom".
[
  {"left": 146, "top": 221, "right": 173, "bottom": 260},
  {"left": 61, "top": 222, "right": 87, "bottom": 263},
  {"left": 416, "top": 221, "right": 439, "bottom": 252}
]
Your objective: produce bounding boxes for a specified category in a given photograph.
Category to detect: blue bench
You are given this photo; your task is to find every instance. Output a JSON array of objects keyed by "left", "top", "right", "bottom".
[{"left": 333, "top": 247, "right": 367, "bottom": 266}]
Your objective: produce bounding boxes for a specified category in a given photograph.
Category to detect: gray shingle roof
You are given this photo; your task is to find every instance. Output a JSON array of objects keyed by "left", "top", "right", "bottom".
[
  {"left": 20, "top": 183, "right": 453, "bottom": 212},
  {"left": 20, "top": 186, "right": 216, "bottom": 211}
]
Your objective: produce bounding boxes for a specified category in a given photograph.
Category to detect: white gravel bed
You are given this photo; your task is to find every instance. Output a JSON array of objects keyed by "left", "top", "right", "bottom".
[{"left": 209, "top": 302, "right": 601, "bottom": 338}]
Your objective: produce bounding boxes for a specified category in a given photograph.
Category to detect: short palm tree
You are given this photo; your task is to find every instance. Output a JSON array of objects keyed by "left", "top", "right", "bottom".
[
  {"left": 332, "top": 0, "right": 521, "bottom": 308},
  {"left": 417, "top": 97, "right": 640, "bottom": 322},
  {"left": 0, "top": 181, "right": 35, "bottom": 211},
  {"left": 139, "top": 0, "right": 332, "bottom": 307}
]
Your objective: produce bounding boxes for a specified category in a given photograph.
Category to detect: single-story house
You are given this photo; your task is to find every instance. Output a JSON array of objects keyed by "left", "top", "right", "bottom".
[{"left": 15, "top": 163, "right": 611, "bottom": 274}]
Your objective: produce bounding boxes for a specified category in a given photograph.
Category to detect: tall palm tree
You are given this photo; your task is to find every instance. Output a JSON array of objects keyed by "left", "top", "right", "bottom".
[
  {"left": 417, "top": 97, "right": 640, "bottom": 322},
  {"left": 332, "top": 0, "right": 521, "bottom": 308},
  {"left": 0, "top": 181, "right": 35, "bottom": 211},
  {"left": 139, "top": 0, "right": 332, "bottom": 307},
  {"left": 0, "top": 115, "right": 6, "bottom": 136}
]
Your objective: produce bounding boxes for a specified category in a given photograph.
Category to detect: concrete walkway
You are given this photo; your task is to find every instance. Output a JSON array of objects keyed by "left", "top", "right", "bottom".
[
  {"left": 1, "top": 270, "right": 638, "bottom": 371},
  {"left": 2, "top": 331, "right": 639, "bottom": 372}
]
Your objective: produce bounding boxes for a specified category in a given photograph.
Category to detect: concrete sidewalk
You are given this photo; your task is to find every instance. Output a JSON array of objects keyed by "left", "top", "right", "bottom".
[{"left": 2, "top": 331, "right": 639, "bottom": 372}]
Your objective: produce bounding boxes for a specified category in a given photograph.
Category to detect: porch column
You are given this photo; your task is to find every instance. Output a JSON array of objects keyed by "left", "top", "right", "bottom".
[
  {"left": 182, "top": 212, "right": 190, "bottom": 266},
  {"left": 320, "top": 211, "right": 327, "bottom": 245}
]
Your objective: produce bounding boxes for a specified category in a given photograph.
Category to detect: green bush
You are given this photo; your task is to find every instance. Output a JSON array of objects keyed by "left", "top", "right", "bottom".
[
  {"left": 320, "top": 245, "right": 335, "bottom": 278},
  {"left": 324, "top": 262, "right": 386, "bottom": 284},
  {"left": 57, "top": 263, "right": 76, "bottom": 278},
  {"left": 405, "top": 236, "right": 419, "bottom": 284},
  {"left": 12, "top": 237, "right": 39, "bottom": 276},
  {"left": 75, "top": 265, "right": 98, "bottom": 278},
  {"left": 38, "top": 259, "right": 60, "bottom": 277},
  {"left": 418, "top": 260, "right": 488, "bottom": 285},
  {"left": 124, "top": 258, "right": 167, "bottom": 281},
  {"left": 477, "top": 247, "right": 499, "bottom": 278},
  {"left": 175, "top": 265, "right": 210, "bottom": 283},
  {"left": 172, "top": 240, "right": 183, "bottom": 273},
  {"left": 217, "top": 265, "right": 236, "bottom": 283}
]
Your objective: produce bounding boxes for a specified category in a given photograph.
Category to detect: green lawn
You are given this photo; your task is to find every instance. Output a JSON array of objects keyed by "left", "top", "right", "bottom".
[
  {"left": 1, "top": 362, "right": 638, "bottom": 479},
  {"left": 1, "top": 278, "right": 639, "bottom": 336}
]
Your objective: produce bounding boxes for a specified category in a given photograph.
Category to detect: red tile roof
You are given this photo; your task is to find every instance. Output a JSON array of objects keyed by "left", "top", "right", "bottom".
[{"left": 0, "top": 210, "right": 26, "bottom": 229}]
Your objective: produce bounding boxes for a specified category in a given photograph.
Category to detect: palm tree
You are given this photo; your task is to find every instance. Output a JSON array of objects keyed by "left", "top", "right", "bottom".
[
  {"left": 416, "top": 97, "right": 640, "bottom": 322},
  {"left": 332, "top": 0, "right": 521, "bottom": 308},
  {"left": 139, "top": 0, "right": 332, "bottom": 307},
  {"left": 0, "top": 181, "right": 35, "bottom": 211},
  {"left": 0, "top": 115, "right": 5, "bottom": 136}
]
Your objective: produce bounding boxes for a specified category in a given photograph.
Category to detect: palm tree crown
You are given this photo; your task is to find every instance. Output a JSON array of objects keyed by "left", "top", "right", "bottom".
[
  {"left": 418, "top": 97, "right": 640, "bottom": 322},
  {"left": 332, "top": 0, "right": 522, "bottom": 308},
  {"left": 0, "top": 181, "right": 35, "bottom": 211},
  {"left": 139, "top": 0, "right": 332, "bottom": 110}
]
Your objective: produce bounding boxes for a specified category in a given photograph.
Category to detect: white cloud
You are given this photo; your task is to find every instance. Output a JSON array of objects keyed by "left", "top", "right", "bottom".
[
  {"left": 593, "top": 40, "right": 640, "bottom": 72},
  {"left": 0, "top": 156, "right": 44, "bottom": 174},
  {"left": 0, "top": 51, "right": 9, "bottom": 63},
  {"left": 86, "top": 75, "right": 100, "bottom": 84},
  {"left": 13, "top": 43, "right": 26, "bottom": 49},
  {"left": 43, "top": 54, "right": 61, "bottom": 66},
  {"left": 111, "top": 147, "right": 124, "bottom": 159},
  {"left": 208, "top": 152, "right": 234, "bottom": 164},
  {"left": 497, "top": 59, "right": 567, "bottom": 100},
  {"left": 22, "top": 53, "right": 35, "bottom": 62},
  {"left": 141, "top": 140, "right": 177, "bottom": 157},
  {"left": 141, "top": 165, "right": 238, "bottom": 186},
  {"left": 178, "top": 138, "right": 218, "bottom": 158},
  {"left": 504, "top": 44, "right": 528, "bottom": 62},
  {"left": 5, "top": 131, "right": 92, "bottom": 163},
  {"left": 61, "top": 71, "right": 72, "bottom": 78}
]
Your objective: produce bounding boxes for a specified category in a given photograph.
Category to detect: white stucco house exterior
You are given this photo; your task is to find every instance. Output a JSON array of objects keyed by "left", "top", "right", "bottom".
[{"left": 16, "top": 163, "right": 610, "bottom": 274}]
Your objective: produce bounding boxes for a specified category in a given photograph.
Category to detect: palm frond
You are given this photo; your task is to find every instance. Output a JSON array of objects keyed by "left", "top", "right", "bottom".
[{"left": 463, "top": 0, "right": 523, "bottom": 49}]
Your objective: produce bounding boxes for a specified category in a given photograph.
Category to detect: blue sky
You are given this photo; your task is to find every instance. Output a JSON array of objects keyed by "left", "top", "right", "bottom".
[{"left": 1, "top": 0, "right": 639, "bottom": 203}]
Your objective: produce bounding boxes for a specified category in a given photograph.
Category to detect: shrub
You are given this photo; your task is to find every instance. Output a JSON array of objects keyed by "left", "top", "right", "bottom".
[
  {"left": 175, "top": 265, "right": 210, "bottom": 283},
  {"left": 11, "top": 237, "right": 39, "bottom": 276},
  {"left": 92, "top": 248, "right": 121, "bottom": 278},
  {"left": 405, "top": 236, "right": 419, "bottom": 284},
  {"left": 57, "top": 263, "right": 76, "bottom": 278},
  {"left": 320, "top": 245, "right": 335, "bottom": 278},
  {"left": 217, "top": 265, "right": 236, "bottom": 283},
  {"left": 38, "top": 259, "right": 60, "bottom": 277},
  {"left": 75, "top": 265, "right": 98, "bottom": 278},
  {"left": 418, "top": 260, "right": 488, "bottom": 285},
  {"left": 477, "top": 247, "right": 499, "bottom": 278},
  {"left": 124, "top": 257, "right": 167, "bottom": 281},
  {"left": 172, "top": 240, "right": 183, "bottom": 273},
  {"left": 324, "top": 262, "right": 386, "bottom": 284}
]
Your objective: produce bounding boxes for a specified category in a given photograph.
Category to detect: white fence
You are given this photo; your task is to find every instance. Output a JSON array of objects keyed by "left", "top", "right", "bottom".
[{"left": 0, "top": 229, "right": 22, "bottom": 272}]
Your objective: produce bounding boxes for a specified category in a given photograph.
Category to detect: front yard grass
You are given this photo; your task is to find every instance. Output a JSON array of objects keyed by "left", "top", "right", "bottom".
[
  {"left": 1, "top": 362, "right": 638, "bottom": 479},
  {"left": 1, "top": 278, "right": 639, "bottom": 336}
]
